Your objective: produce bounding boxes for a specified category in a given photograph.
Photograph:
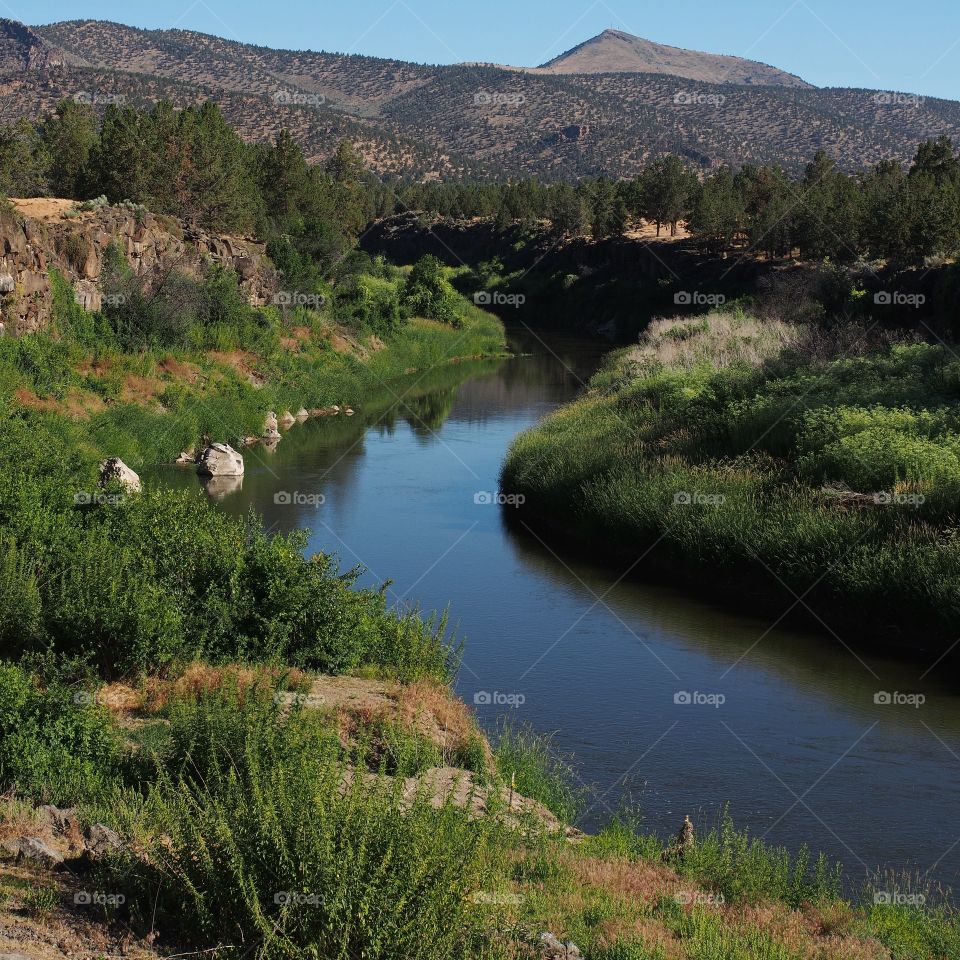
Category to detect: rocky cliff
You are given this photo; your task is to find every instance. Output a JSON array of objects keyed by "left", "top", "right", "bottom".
[{"left": 0, "top": 198, "right": 278, "bottom": 336}]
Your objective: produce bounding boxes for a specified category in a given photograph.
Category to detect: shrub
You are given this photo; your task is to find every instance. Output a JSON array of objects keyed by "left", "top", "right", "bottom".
[
  {"left": 403, "top": 256, "right": 461, "bottom": 326},
  {"left": 115, "top": 686, "right": 498, "bottom": 960},
  {"left": 0, "top": 662, "right": 121, "bottom": 803}
]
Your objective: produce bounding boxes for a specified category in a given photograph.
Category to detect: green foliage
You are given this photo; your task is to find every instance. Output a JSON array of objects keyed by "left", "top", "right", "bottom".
[
  {"left": 493, "top": 723, "right": 583, "bottom": 823},
  {"left": 114, "top": 686, "right": 498, "bottom": 960},
  {"left": 0, "top": 663, "right": 121, "bottom": 803},
  {"left": 403, "top": 255, "right": 462, "bottom": 325},
  {"left": 668, "top": 810, "right": 842, "bottom": 908},
  {"left": 21, "top": 884, "right": 59, "bottom": 917},
  {"left": 40, "top": 99, "right": 98, "bottom": 198}
]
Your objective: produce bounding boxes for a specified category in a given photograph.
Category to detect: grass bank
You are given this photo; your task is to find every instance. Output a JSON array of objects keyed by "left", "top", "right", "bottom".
[
  {"left": 502, "top": 307, "right": 960, "bottom": 652},
  {"left": 2, "top": 261, "right": 504, "bottom": 468},
  {"left": 2, "top": 663, "right": 958, "bottom": 959}
]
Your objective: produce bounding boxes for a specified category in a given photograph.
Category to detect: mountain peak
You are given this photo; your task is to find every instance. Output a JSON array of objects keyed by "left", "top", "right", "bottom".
[{"left": 538, "top": 28, "right": 812, "bottom": 88}]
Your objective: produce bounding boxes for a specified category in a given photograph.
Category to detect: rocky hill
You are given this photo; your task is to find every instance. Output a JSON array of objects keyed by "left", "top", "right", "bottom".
[
  {"left": 537, "top": 28, "right": 812, "bottom": 87},
  {"left": 2, "top": 18, "right": 957, "bottom": 178},
  {"left": 0, "top": 197, "right": 277, "bottom": 335}
]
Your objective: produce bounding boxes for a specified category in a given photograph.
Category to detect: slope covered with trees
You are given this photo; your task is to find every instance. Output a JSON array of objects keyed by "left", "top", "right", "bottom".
[{"left": 10, "top": 18, "right": 960, "bottom": 179}]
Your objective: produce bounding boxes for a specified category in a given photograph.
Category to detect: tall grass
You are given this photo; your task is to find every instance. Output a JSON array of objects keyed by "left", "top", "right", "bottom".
[
  {"left": 111, "top": 685, "right": 501, "bottom": 960},
  {"left": 502, "top": 309, "right": 960, "bottom": 647}
]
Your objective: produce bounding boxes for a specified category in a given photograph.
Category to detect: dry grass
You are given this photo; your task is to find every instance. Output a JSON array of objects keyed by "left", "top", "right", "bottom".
[
  {"left": 140, "top": 662, "right": 308, "bottom": 713},
  {"left": 630, "top": 311, "right": 804, "bottom": 370},
  {"left": 397, "top": 679, "right": 492, "bottom": 766}
]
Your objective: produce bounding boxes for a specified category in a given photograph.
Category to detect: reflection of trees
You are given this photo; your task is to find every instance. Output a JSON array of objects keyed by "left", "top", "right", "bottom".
[
  {"left": 400, "top": 389, "right": 457, "bottom": 434},
  {"left": 502, "top": 517, "right": 960, "bottom": 723}
]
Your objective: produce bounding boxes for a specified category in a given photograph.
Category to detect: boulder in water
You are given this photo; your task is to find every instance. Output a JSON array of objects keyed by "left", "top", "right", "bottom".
[
  {"left": 263, "top": 411, "right": 281, "bottom": 440},
  {"left": 197, "top": 442, "right": 244, "bottom": 477}
]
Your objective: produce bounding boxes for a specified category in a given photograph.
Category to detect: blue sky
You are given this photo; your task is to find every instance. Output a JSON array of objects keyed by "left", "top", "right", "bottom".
[{"left": 20, "top": 0, "right": 960, "bottom": 101}]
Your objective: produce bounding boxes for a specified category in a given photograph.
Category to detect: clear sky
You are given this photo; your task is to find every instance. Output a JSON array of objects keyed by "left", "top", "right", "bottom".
[{"left": 18, "top": 0, "right": 960, "bottom": 101}]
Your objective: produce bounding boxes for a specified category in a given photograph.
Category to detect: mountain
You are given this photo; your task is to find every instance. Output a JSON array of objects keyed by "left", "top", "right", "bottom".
[
  {"left": 0, "top": 18, "right": 67, "bottom": 72},
  {"left": 6, "top": 18, "right": 960, "bottom": 181},
  {"left": 537, "top": 29, "right": 812, "bottom": 87}
]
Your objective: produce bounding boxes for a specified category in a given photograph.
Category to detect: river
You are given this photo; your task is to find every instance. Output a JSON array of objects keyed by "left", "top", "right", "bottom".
[{"left": 156, "top": 326, "right": 960, "bottom": 891}]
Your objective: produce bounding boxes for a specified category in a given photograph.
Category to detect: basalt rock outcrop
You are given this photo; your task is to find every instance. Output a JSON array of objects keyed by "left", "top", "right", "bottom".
[{"left": 0, "top": 198, "right": 279, "bottom": 336}]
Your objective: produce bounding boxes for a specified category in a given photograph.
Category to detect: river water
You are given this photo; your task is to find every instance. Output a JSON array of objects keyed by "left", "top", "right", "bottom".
[{"left": 156, "top": 327, "right": 960, "bottom": 891}]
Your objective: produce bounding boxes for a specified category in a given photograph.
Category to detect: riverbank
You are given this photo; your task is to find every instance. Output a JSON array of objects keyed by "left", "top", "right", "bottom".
[
  {"left": 3, "top": 660, "right": 959, "bottom": 960},
  {"left": 2, "top": 266, "right": 506, "bottom": 470},
  {"left": 502, "top": 308, "right": 960, "bottom": 655},
  {"left": 4, "top": 303, "right": 960, "bottom": 956}
]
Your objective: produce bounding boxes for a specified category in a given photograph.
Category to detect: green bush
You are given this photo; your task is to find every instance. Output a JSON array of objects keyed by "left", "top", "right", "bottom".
[
  {"left": 403, "top": 256, "right": 462, "bottom": 326},
  {"left": 115, "top": 686, "right": 499, "bottom": 960},
  {"left": 0, "top": 662, "right": 121, "bottom": 803}
]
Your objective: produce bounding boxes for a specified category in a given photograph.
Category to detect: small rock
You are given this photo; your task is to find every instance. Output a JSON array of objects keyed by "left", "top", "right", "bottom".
[
  {"left": 2, "top": 836, "right": 64, "bottom": 868},
  {"left": 344, "top": 407, "right": 355, "bottom": 416},
  {"left": 278, "top": 410, "right": 296, "bottom": 426},
  {"left": 295, "top": 408, "right": 310, "bottom": 420},
  {"left": 676, "top": 815, "right": 695, "bottom": 857},
  {"left": 263, "top": 411, "right": 281, "bottom": 440},
  {"left": 331, "top": 405, "right": 341, "bottom": 414},
  {"left": 83, "top": 823, "right": 121, "bottom": 859},
  {"left": 0, "top": 273, "right": 15, "bottom": 294},
  {"left": 98, "top": 457, "right": 141, "bottom": 494},
  {"left": 197, "top": 442, "right": 244, "bottom": 478},
  {"left": 175, "top": 449, "right": 196, "bottom": 465},
  {"left": 540, "top": 932, "right": 582, "bottom": 959}
]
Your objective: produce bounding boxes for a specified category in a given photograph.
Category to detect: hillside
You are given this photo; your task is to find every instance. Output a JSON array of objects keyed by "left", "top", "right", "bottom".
[
  {"left": 4, "top": 18, "right": 958, "bottom": 178},
  {"left": 537, "top": 28, "right": 812, "bottom": 87}
]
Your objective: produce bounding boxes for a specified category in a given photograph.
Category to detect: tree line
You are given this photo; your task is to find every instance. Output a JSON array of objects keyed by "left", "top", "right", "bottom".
[
  {"left": 376, "top": 139, "right": 960, "bottom": 266},
  {"left": 2, "top": 98, "right": 959, "bottom": 271}
]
